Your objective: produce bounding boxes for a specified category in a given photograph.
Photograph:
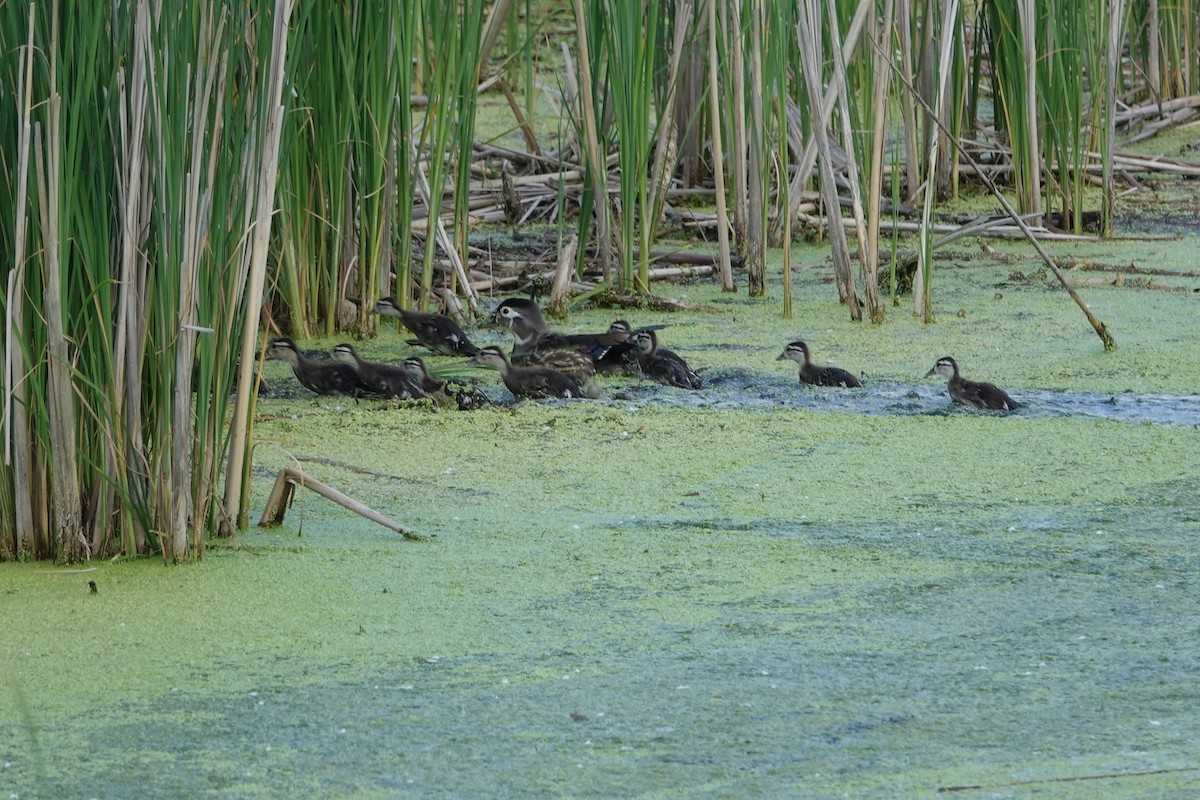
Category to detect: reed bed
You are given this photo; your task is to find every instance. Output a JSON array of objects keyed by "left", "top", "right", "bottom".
[
  {"left": 3, "top": 0, "right": 1195, "bottom": 560},
  {"left": 2, "top": 0, "right": 291, "bottom": 561}
]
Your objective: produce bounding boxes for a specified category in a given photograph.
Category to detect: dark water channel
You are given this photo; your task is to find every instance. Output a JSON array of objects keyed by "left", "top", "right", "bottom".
[{"left": 601, "top": 369, "right": 1200, "bottom": 428}]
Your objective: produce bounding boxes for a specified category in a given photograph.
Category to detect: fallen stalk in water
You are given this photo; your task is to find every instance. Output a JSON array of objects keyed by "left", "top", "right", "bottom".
[{"left": 259, "top": 467, "right": 422, "bottom": 541}]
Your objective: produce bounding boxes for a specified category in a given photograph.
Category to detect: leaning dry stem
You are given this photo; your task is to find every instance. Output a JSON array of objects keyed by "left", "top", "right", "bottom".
[
  {"left": 797, "top": 0, "right": 859, "bottom": 316},
  {"left": 873, "top": 33, "right": 1116, "bottom": 350},
  {"left": 259, "top": 467, "right": 420, "bottom": 540},
  {"left": 824, "top": 0, "right": 876, "bottom": 318},
  {"left": 775, "top": 0, "right": 872, "bottom": 241}
]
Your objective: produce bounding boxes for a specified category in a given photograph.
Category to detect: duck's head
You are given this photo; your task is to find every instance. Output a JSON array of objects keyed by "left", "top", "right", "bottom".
[
  {"left": 630, "top": 330, "right": 658, "bottom": 356},
  {"left": 607, "top": 320, "right": 633, "bottom": 339},
  {"left": 776, "top": 340, "right": 810, "bottom": 363},
  {"left": 488, "top": 298, "right": 546, "bottom": 332},
  {"left": 401, "top": 356, "right": 429, "bottom": 381},
  {"left": 330, "top": 343, "right": 359, "bottom": 365},
  {"left": 371, "top": 296, "right": 402, "bottom": 317},
  {"left": 925, "top": 356, "right": 958, "bottom": 379},
  {"left": 266, "top": 338, "right": 301, "bottom": 365},
  {"left": 469, "top": 346, "right": 510, "bottom": 370}
]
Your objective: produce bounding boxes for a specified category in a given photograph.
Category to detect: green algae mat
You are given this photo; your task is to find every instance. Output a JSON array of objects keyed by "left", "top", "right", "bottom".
[{"left": 3, "top": 239, "right": 1199, "bottom": 798}]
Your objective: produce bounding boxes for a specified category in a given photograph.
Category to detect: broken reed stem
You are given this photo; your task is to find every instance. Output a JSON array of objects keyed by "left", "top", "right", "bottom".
[
  {"left": 547, "top": 233, "right": 579, "bottom": 317},
  {"left": 258, "top": 467, "right": 422, "bottom": 541}
]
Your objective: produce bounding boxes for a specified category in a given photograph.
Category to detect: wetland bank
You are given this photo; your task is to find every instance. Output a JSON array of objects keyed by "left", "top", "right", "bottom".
[{"left": 4, "top": 235, "right": 1200, "bottom": 798}]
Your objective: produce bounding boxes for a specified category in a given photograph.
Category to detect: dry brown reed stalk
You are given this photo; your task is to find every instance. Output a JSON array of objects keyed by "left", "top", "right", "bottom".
[
  {"left": 797, "top": 0, "right": 859, "bottom": 317},
  {"left": 225, "top": 0, "right": 296, "bottom": 536},
  {"left": 865, "top": 0, "right": 896, "bottom": 323},
  {"left": 6, "top": 4, "right": 37, "bottom": 556},
  {"left": 745, "top": 0, "right": 766, "bottom": 296},
  {"left": 707, "top": 0, "right": 735, "bottom": 291},
  {"left": 569, "top": 0, "right": 612, "bottom": 279},
  {"left": 548, "top": 234, "right": 580, "bottom": 317}
]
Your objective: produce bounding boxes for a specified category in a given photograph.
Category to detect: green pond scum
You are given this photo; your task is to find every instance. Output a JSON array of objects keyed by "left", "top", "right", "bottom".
[{"left": 3, "top": 232, "right": 1200, "bottom": 798}]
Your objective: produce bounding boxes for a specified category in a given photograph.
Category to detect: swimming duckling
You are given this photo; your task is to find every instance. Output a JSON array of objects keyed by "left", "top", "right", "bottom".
[
  {"left": 470, "top": 346, "right": 586, "bottom": 400},
  {"left": 777, "top": 341, "right": 863, "bottom": 387},
  {"left": 400, "top": 356, "right": 489, "bottom": 410},
  {"left": 266, "top": 338, "right": 380, "bottom": 398},
  {"left": 372, "top": 296, "right": 479, "bottom": 357},
  {"left": 629, "top": 330, "right": 701, "bottom": 389},
  {"left": 330, "top": 343, "right": 425, "bottom": 399},
  {"left": 925, "top": 356, "right": 1020, "bottom": 411}
]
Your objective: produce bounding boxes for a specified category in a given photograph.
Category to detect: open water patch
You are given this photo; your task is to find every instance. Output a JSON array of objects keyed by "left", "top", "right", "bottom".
[{"left": 600, "top": 368, "right": 1200, "bottom": 427}]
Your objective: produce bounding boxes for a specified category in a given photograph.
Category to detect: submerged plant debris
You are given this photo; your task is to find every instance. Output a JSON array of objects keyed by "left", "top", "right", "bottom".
[{"left": 3, "top": 237, "right": 1200, "bottom": 798}]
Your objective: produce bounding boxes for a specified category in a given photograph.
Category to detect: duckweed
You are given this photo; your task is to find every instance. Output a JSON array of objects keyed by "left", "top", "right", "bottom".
[{"left": 3, "top": 243, "right": 1199, "bottom": 798}]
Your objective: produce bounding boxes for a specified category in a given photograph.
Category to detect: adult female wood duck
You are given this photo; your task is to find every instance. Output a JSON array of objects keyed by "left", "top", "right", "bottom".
[
  {"left": 488, "top": 297, "right": 549, "bottom": 335},
  {"left": 629, "top": 330, "right": 701, "bottom": 389},
  {"left": 266, "top": 338, "right": 380, "bottom": 398},
  {"left": 331, "top": 343, "right": 426, "bottom": 399},
  {"left": 470, "top": 346, "right": 586, "bottom": 400},
  {"left": 371, "top": 296, "right": 479, "bottom": 357},
  {"left": 776, "top": 341, "right": 863, "bottom": 387},
  {"left": 925, "top": 356, "right": 1020, "bottom": 411},
  {"left": 488, "top": 298, "right": 594, "bottom": 380}
]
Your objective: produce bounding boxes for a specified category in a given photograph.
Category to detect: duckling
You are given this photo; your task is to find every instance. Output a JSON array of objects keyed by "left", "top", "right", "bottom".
[
  {"left": 372, "top": 296, "right": 479, "bottom": 357},
  {"left": 589, "top": 320, "right": 641, "bottom": 375},
  {"left": 266, "top": 338, "right": 380, "bottom": 398},
  {"left": 586, "top": 320, "right": 678, "bottom": 376},
  {"left": 564, "top": 318, "right": 666, "bottom": 350},
  {"left": 470, "top": 346, "right": 586, "bottom": 400},
  {"left": 400, "top": 356, "right": 489, "bottom": 410},
  {"left": 925, "top": 356, "right": 1020, "bottom": 411},
  {"left": 330, "top": 343, "right": 426, "bottom": 399},
  {"left": 401, "top": 356, "right": 445, "bottom": 396},
  {"left": 629, "top": 329, "right": 701, "bottom": 389},
  {"left": 489, "top": 298, "right": 594, "bottom": 380},
  {"left": 777, "top": 341, "right": 863, "bottom": 388}
]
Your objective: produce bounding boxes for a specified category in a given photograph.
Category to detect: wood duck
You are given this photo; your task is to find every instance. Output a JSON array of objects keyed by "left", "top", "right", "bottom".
[
  {"left": 488, "top": 298, "right": 594, "bottom": 380},
  {"left": 925, "top": 356, "right": 1020, "bottom": 411},
  {"left": 470, "top": 346, "right": 586, "bottom": 400},
  {"left": 776, "top": 341, "right": 863, "bottom": 387},
  {"left": 488, "top": 297, "right": 548, "bottom": 334},
  {"left": 266, "top": 338, "right": 380, "bottom": 398},
  {"left": 629, "top": 329, "right": 701, "bottom": 389},
  {"left": 400, "top": 356, "right": 489, "bottom": 410},
  {"left": 372, "top": 296, "right": 479, "bottom": 357},
  {"left": 330, "top": 343, "right": 426, "bottom": 400}
]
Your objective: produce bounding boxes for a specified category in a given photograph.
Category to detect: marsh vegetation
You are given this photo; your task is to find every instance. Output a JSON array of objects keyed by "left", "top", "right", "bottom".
[
  {"left": 2, "top": 4, "right": 1200, "bottom": 792},
  {"left": 3, "top": 0, "right": 1198, "bottom": 561}
]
